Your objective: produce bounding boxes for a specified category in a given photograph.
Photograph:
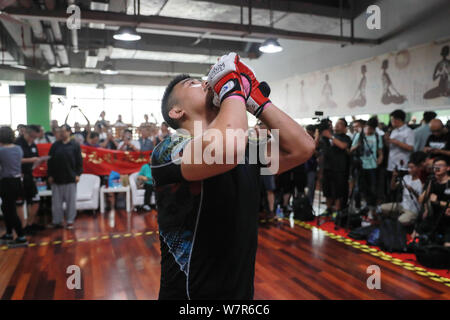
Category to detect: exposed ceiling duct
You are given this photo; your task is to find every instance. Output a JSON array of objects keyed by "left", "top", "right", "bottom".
[
  {"left": 4, "top": 8, "right": 382, "bottom": 45},
  {"left": 27, "top": 19, "right": 55, "bottom": 66},
  {"left": 68, "top": 0, "right": 79, "bottom": 53},
  {"left": 50, "top": 20, "right": 69, "bottom": 66}
]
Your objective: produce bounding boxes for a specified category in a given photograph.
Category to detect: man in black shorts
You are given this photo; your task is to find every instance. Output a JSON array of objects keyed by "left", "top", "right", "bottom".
[
  {"left": 255, "top": 121, "right": 276, "bottom": 218},
  {"left": 320, "top": 118, "right": 352, "bottom": 217},
  {"left": 15, "top": 125, "right": 43, "bottom": 235},
  {"left": 151, "top": 53, "right": 315, "bottom": 299}
]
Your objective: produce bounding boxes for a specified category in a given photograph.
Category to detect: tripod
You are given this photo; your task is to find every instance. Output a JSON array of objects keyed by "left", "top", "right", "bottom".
[
  {"left": 335, "top": 163, "right": 361, "bottom": 231},
  {"left": 385, "top": 170, "right": 410, "bottom": 219}
]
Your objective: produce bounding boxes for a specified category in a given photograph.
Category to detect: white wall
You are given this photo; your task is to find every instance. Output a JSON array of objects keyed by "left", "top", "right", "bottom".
[{"left": 245, "top": 0, "right": 450, "bottom": 83}]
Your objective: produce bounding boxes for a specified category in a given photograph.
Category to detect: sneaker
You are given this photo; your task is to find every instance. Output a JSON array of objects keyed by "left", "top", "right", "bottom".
[
  {"left": 66, "top": 223, "right": 74, "bottom": 230},
  {"left": 267, "top": 211, "right": 276, "bottom": 221},
  {"left": 24, "top": 226, "right": 37, "bottom": 236},
  {"left": 9, "top": 236, "right": 28, "bottom": 247},
  {"left": 31, "top": 223, "right": 46, "bottom": 231},
  {"left": 142, "top": 205, "right": 151, "bottom": 212},
  {"left": 0, "top": 234, "right": 13, "bottom": 244},
  {"left": 361, "top": 220, "right": 372, "bottom": 227},
  {"left": 47, "top": 223, "right": 64, "bottom": 229}
]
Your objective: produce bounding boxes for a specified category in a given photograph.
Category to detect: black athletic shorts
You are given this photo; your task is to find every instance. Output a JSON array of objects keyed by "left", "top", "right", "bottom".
[
  {"left": 277, "top": 171, "right": 294, "bottom": 194},
  {"left": 261, "top": 175, "right": 276, "bottom": 191},
  {"left": 16, "top": 174, "right": 39, "bottom": 205},
  {"left": 322, "top": 170, "right": 349, "bottom": 199}
]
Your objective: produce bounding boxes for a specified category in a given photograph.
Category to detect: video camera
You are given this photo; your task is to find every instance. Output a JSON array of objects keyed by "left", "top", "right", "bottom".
[{"left": 313, "top": 111, "right": 332, "bottom": 133}]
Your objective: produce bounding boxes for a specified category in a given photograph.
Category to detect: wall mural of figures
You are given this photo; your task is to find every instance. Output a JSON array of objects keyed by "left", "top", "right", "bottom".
[
  {"left": 320, "top": 74, "right": 337, "bottom": 109},
  {"left": 299, "top": 80, "right": 309, "bottom": 111},
  {"left": 423, "top": 45, "right": 450, "bottom": 100},
  {"left": 381, "top": 59, "right": 407, "bottom": 105},
  {"left": 269, "top": 40, "right": 450, "bottom": 119},
  {"left": 348, "top": 65, "right": 367, "bottom": 108}
]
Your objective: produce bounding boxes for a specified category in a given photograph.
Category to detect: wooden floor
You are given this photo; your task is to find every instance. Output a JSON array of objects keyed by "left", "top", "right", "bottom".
[{"left": 1, "top": 209, "right": 449, "bottom": 300}]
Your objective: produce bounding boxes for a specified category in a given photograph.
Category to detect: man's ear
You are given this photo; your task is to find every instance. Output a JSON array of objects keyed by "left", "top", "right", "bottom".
[{"left": 168, "top": 106, "right": 185, "bottom": 122}]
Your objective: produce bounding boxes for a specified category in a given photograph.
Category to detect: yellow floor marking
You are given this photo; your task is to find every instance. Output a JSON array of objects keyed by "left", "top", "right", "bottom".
[{"left": 295, "top": 219, "right": 450, "bottom": 289}]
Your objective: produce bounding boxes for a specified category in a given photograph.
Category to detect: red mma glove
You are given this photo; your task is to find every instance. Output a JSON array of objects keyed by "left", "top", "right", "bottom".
[
  {"left": 236, "top": 60, "right": 271, "bottom": 118},
  {"left": 207, "top": 52, "right": 247, "bottom": 106}
]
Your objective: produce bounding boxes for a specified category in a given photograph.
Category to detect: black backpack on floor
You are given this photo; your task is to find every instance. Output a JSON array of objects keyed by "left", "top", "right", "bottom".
[
  {"left": 293, "top": 193, "right": 315, "bottom": 221},
  {"left": 415, "top": 245, "right": 450, "bottom": 269},
  {"left": 334, "top": 208, "right": 362, "bottom": 230},
  {"left": 378, "top": 219, "right": 407, "bottom": 252},
  {"left": 348, "top": 225, "right": 377, "bottom": 240}
]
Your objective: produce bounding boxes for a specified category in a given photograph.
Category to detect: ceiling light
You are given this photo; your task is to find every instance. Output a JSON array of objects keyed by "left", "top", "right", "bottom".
[
  {"left": 259, "top": 38, "right": 283, "bottom": 53},
  {"left": 100, "top": 57, "right": 118, "bottom": 75},
  {"left": 113, "top": 26, "right": 141, "bottom": 41}
]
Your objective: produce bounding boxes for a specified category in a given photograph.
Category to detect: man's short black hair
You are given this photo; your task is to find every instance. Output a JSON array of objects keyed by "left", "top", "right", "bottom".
[
  {"left": 306, "top": 124, "right": 315, "bottom": 132},
  {"left": 26, "top": 125, "right": 40, "bottom": 134},
  {"left": 410, "top": 151, "right": 427, "bottom": 166},
  {"left": 367, "top": 117, "right": 378, "bottom": 129},
  {"left": 89, "top": 132, "right": 99, "bottom": 139},
  {"left": 390, "top": 109, "right": 406, "bottom": 122},
  {"left": 423, "top": 111, "right": 437, "bottom": 124},
  {"left": 0, "top": 126, "right": 15, "bottom": 144},
  {"left": 338, "top": 118, "right": 348, "bottom": 127},
  {"left": 161, "top": 74, "right": 190, "bottom": 130},
  {"left": 124, "top": 129, "right": 133, "bottom": 135},
  {"left": 433, "top": 156, "right": 449, "bottom": 165},
  {"left": 60, "top": 124, "right": 71, "bottom": 132}
]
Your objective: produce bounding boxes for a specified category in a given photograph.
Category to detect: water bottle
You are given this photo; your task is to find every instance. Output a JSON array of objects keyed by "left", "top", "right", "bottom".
[{"left": 276, "top": 205, "right": 283, "bottom": 219}]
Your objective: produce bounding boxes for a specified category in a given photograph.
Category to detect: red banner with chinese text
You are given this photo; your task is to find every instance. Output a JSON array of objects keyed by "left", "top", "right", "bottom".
[{"left": 33, "top": 144, "right": 151, "bottom": 177}]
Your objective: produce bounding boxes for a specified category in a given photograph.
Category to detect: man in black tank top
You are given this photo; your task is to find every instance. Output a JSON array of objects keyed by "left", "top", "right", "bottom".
[{"left": 151, "top": 53, "right": 315, "bottom": 299}]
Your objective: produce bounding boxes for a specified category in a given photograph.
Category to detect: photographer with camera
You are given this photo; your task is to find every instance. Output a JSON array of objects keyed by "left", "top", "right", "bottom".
[
  {"left": 118, "top": 129, "right": 140, "bottom": 151},
  {"left": 379, "top": 159, "right": 423, "bottom": 226},
  {"left": 350, "top": 117, "right": 384, "bottom": 220},
  {"left": 413, "top": 157, "right": 450, "bottom": 247},
  {"left": 319, "top": 118, "right": 352, "bottom": 217}
]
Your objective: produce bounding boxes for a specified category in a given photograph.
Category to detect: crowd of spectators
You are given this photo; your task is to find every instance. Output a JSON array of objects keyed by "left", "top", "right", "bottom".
[
  {"left": 2, "top": 108, "right": 450, "bottom": 252},
  {"left": 0, "top": 111, "right": 170, "bottom": 245},
  {"left": 257, "top": 109, "right": 450, "bottom": 249}
]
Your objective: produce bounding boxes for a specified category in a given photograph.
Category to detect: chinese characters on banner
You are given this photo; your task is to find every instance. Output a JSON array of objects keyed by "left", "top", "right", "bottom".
[{"left": 33, "top": 144, "right": 151, "bottom": 177}]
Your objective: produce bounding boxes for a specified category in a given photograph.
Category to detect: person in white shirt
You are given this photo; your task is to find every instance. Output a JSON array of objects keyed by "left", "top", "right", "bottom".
[
  {"left": 35, "top": 126, "right": 51, "bottom": 144},
  {"left": 380, "top": 159, "right": 423, "bottom": 226},
  {"left": 113, "top": 114, "right": 127, "bottom": 128},
  {"left": 117, "top": 129, "right": 140, "bottom": 151},
  {"left": 384, "top": 110, "right": 415, "bottom": 202}
]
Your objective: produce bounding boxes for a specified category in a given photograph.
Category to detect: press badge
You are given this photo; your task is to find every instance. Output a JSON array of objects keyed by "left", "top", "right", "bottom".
[{"left": 444, "top": 188, "right": 450, "bottom": 196}]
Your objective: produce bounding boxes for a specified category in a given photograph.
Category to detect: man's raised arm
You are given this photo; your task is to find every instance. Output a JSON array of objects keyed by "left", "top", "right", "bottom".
[
  {"left": 259, "top": 104, "right": 315, "bottom": 174},
  {"left": 181, "top": 53, "right": 249, "bottom": 181}
]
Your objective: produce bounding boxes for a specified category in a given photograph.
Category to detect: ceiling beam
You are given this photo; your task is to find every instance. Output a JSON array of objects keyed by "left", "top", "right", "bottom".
[
  {"left": 76, "top": 28, "right": 261, "bottom": 58},
  {"left": 0, "top": 21, "right": 25, "bottom": 64},
  {"left": 98, "top": 58, "right": 211, "bottom": 76},
  {"left": 3, "top": 8, "right": 382, "bottom": 45},
  {"left": 49, "top": 73, "right": 174, "bottom": 86},
  {"left": 192, "top": 0, "right": 356, "bottom": 19},
  {"left": 67, "top": 53, "right": 211, "bottom": 77}
]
